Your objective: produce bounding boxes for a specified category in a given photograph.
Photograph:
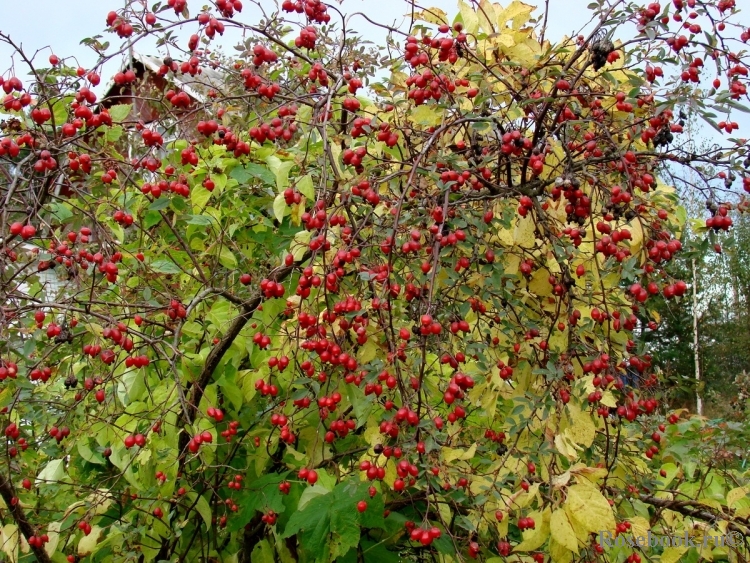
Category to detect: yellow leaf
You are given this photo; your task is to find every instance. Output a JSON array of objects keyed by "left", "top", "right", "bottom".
[
  {"left": 549, "top": 537, "right": 573, "bottom": 563},
  {"left": 528, "top": 268, "right": 552, "bottom": 296},
  {"left": 514, "top": 483, "right": 541, "bottom": 509},
  {"left": 364, "top": 423, "right": 382, "bottom": 447},
  {"left": 457, "top": 0, "right": 479, "bottom": 35},
  {"left": 442, "top": 443, "right": 478, "bottom": 463},
  {"left": 489, "top": 33, "right": 516, "bottom": 49},
  {"left": 514, "top": 215, "right": 536, "bottom": 248},
  {"left": 515, "top": 508, "right": 550, "bottom": 552},
  {"left": 563, "top": 404, "right": 596, "bottom": 448},
  {"left": 408, "top": 105, "right": 443, "bottom": 127},
  {"left": 290, "top": 230, "right": 312, "bottom": 261},
  {"left": 551, "top": 509, "right": 579, "bottom": 553},
  {"left": 660, "top": 546, "right": 688, "bottom": 563},
  {"left": 727, "top": 486, "right": 749, "bottom": 508},
  {"left": 628, "top": 516, "right": 650, "bottom": 539},
  {"left": 551, "top": 471, "right": 571, "bottom": 489},
  {"left": 477, "top": 0, "right": 497, "bottom": 34},
  {"left": 413, "top": 7, "right": 448, "bottom": 25},
  {"left": 569, "top": 464, "right": 608, "bottom": 484},
  {"left": 357, "top": 337, "right": 379, "bottom": 364},
  {"left": 496, "top": 0, "right": 535, "bottom": 29},
  {"left": 1, "top": 524, "right": 18, "bottom": 563},
  {"left": 502, "top": 252, "right": 520, "bottom": 273},
  {"left": 564, "top": 484, "right": 615, "bottom": 535},
  {"left": 272, "top": 193, "right": 287, "bottom": 223},
  {"left": 548, "top": 327, "right": 568, "bottom": 354},
  {"left": 45, "top": 521, "right": 61, "bottom": 557},
  {"left": 496, "top": 514, "right": 509, "bottom": 538},
  {"left": 627, "top": 218, "right": 645, "bottom": 255},
  {"left": 554, "top": 433, "right": 579, "bottom": 461},
  {"left": 600, "top": 391, "right": 617, "bottom": 408},
  {"left": 438, "top": 497, "right": 452, "bottom": 525},
  {"left": 78, "top": 525, "right": 103, "bottom": 556},
  {"left": 382, "top": 458, "right": 397, "bottom": 488}
]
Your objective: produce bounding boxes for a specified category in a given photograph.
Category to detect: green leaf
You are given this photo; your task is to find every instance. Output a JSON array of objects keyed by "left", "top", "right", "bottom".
[
  {"left": 219, "top": 247, "right": 238, "bottom": 269},
  {"left": 185, "top": 492, "right": 212, "bottom": 528},
  {"left": 108, "top": 104, "right": 132, "bottom": 122},
  {"left": 282, "top": 480, "right": 383, "bottom": 560},
  {"left": 143, "top": 210, "right": 162, "bottom": 229},
  {"left": 297, "top": 174, "right": 315, "bottom": 199},
  {"left": 51, "top": 96, "right": 73, "bottom": 124},
  {"left": 77, "top": 440, "right": 106, "bottom": 465},
  {"left": 192, "top": 183, "right": 212, "bottom": 210},
  {"left": 150, "top": 259, "right": 182, "bottom": 274},
  {"left": 273, "top": 193, "right": 288, "bottom": 223},
  {"left": 36, "top": 459, "right": 65, "bottom": 486},
  {"left": 148, "top": 198, "right": 171, "bottom": 211},
  {"left": 230, "top": 162, "right": 276, "bottom": 186},
  {"left": 250, "top": 539, "right": 275, "bottom": 563},
  {"left": 105, "top": 125, "right": 123, "bottom": 142},
  {"left": 230, "top": 473, "right": 288, "bottom": 532},
  {"left": 48, "top": 202, "right": 73, "bottom": 223},
  {"left": 266, "top": 155, "right": 295, "bottom": 193},
  {"left": 181, "top": 214, "right": 213, "bottom": 226}
]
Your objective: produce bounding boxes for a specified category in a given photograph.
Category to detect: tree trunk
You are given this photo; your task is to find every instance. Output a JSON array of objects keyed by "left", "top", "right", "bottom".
[{"left": 692, "top": 258, "right": 702, "bottom": 416}]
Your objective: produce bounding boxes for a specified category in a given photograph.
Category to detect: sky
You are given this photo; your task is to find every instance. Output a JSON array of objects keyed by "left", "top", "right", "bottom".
[{"left": 0, "top": 0, "right": 599, "bottom": 85}]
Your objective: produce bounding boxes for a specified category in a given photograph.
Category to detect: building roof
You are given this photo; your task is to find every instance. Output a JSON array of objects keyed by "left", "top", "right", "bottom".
[{"left": 102, "top": 51, "right": 227, "bottom": 105}]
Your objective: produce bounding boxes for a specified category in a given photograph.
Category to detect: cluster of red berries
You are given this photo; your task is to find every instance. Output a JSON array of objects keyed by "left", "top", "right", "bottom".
[
  {"left": 295, "top": 26, "right": 317, "bottom": 49},
  {"left": 113, "top": 210, "right": 134, "bottom": 227},
  {"left": 254, "top": 379, "right": 279, "bottom": 397},
  {"left": 260, "top": 278, "right": 286, "bottom": 299},
  {"left": 443, "top": 372, "right": 475, "bottom": 404},
  {"left": 405, "top": 521, "right": 442, "bottom": 546},
  {"left": 324, "top": 418, "right": 355, "bottom": 442},
  {"left": 239, "top": 68, "right": 282, "bottom": 100},
  {"left": 106, "top": 11, "right": 134, "bottom": 38},
  {"left": 220, "top": 420, "right": 241, "bottom": 441},
  {"left": 48, "top": 426, "right": 71, "bottom": 445},
  {"left": 306, "top": 62, "right": 329, "bottom": 86},
  {"left": 227, "top": 474, "right": 243, "bottom": 490},
  {"left": 252, "top": 331, "right": 272, "bottom": 349},
  {"left": 281, "top": 0, "right": 330, "bottom": 23},
  {"left": 0, "top": 360, "right": 18, "bottom": 380},
  {"left": 28, "top": 366, "right": 52, "bottom": 383},
  {"left": 165, "top": 89, "right": 192, "bottom": 109},
  {"left": 350, "top": 179, "right": 380, "bottom": 205},
  {"left": 167, "top": 300, "right": 187, "bottom": 320},
  {"left": 297, "top": 467, "right": 319, "bottom": 485},
  {"left": 9, "top": 222, "right": 36, "bottom": 240},
  {"left": 251, "top": 43, "right": 278, "bottom": 66},
  {"left": 215, "top": 0, "right": 242, "bottom": 17},
  {"left": 342, "top": 146, "right": 367, "bottom": 172},
  {"left": 517, "top": 516, "right": 536, "bottom": 530},
  {"left": 187, "top": 431, "right": 213, "bottom": 453},
  {"left": 706, "top": 206, "right": 733, "bottom": 231},
  {"left": 166, "top": 0, "right": 187, "bottom": 15},
  {"left": 250, "top": 116, "right": 298, "bottom": 144}
]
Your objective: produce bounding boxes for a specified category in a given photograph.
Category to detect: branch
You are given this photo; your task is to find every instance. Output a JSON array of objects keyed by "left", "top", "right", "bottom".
[
  {"left": 632, "top": 490, "right": 750, "bottom": 535},
  {"left": 0, "top": 473, "right": 53, "bottom": 563},
  {"left": 185, "top": 252, "right": 312, "bottom": 422}
]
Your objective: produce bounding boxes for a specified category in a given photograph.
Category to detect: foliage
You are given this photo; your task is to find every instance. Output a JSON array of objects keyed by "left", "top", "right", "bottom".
[{"left": 1, "top": 0, "right": 750, "bottom": 562}]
